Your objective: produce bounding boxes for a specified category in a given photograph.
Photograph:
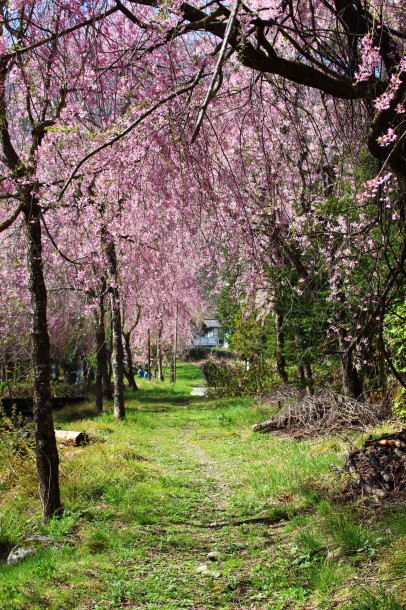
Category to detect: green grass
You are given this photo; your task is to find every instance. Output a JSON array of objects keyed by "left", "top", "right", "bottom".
[{"left": 0, "top": 363, "right": 405, "bottom": 609}]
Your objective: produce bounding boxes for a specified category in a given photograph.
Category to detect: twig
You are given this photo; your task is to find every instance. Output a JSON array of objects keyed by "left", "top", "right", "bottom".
[{"left": 191, "top": 0, "right": 240, "bottom": 143}]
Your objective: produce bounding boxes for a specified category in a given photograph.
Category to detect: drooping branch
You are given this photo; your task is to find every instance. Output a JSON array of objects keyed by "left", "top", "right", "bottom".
[
  {"left": 40, "top": 212, "right": 89, "bottom": 265},
  {"left": 58, "top": 69, "right": 206, "bottom": 201},
  {"left": 0, "top": 201, "right": 23, "bottom": 233},
  {"left": 3, "top": 6, "right": 120, "bottom": 60}
]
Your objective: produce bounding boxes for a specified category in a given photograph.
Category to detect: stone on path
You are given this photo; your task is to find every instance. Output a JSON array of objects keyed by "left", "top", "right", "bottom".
[
  {"left": 207, "top": 551, "right": 220, "bottom": 561},
  {"left": 196, "top": 563, "right": 221, "bottom": 578},
  {"left": 191, "top": 386, "right": 207, "bottom": 396}
]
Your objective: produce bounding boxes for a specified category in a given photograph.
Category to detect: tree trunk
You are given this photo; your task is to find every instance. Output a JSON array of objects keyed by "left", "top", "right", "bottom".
[
  {"left": 109, "top": 288, "right": 125, "bottom": 419},
  {"left": 298, "top": 363, "right": 306, "bottom": 386},
  {"left": 394, "top": 170, "right": 406, "bottom": 224},
  {"left": 275, "top": 311, "right": 288, "bottom": 383},
  {"left": 106, "top": 240, "right": 125, "bottom": 419},
  {"left": 172, "top": 303, "right": 178, "bottom": 384},
  {"left": 147, "top": 328, "right": 151, "bottom": 381},
  {"left": 94, "top": 293, "right": 106, "bottom": 414},
  {"left": 376, "top": 335, "right": 387, "bottom": 390},
  {"left": 123, "top": 330, "right": 138, "bottom": 390},
  {"left": 157, "top": 323, "right": 164, "bottom": 381},
  {"left": 304, "top": 362, "right": 314, "bottom": 396},
  {"left": 338, "top": 335, "right": 363, "bottom": 399},
  {"left": 23, "top": 201, "right": 62, "bottom": 520},
  {"left": 341, "top": 354, "right": 363, "bottom": 399},
  {"left": 103, "top": 346, "right": 112, "bottom": 400}
]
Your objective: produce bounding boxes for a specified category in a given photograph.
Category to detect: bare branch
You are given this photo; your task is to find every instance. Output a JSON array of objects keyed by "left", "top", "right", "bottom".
[{"left": 191, "top": 0, "right": 240, "bottom": 143}]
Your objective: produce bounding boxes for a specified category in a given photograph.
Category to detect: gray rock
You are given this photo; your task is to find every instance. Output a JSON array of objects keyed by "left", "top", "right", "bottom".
[
  {"left": 207, "top": 551, "right": 220, "bottom": 561},
  {"left": 229, "top": 542, "right": 246, "bottom": 550},
  {"left": 7, "top": 546, "right": 35, "bottom": 565},
  {"left": 7, "top": 536, "right": 55, "bottom": 565},
  {"left": 196, "top": 563, "right": 221, "bottom": 577}
]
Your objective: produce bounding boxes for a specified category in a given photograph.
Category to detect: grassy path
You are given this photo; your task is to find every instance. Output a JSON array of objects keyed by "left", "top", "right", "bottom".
[{"left": 1, "top": 364, "right": 405, "bottom": 609}]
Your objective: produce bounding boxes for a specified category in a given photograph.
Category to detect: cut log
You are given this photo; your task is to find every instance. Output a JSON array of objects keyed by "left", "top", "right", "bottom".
[
  {"left": 347, "top": 454, "right": 388, "bottom": 498},
  {"left": 252, "top": 418, "right": 275, "bottom": 432},
  {"left": 342, "top": 429, "right": 406, "bottom": 499},
  {"left": 54, "top": 430, "right": 89, "bottom": 446}
]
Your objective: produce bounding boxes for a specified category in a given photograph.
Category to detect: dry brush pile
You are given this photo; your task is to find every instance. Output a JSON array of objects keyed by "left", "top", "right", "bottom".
[
  {"left": 253, "top": 389, "right": 406, "bottom": 499},
  {"left": 253, "top": 389, "right": 386, "bottom": 437}
]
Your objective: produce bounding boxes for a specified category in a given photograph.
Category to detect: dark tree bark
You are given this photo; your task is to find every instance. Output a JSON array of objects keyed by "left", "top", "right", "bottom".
[
  {"left": 338, "top": 333, "right": 363, "bottom": 399},
  {"left": 123, "top": 330, "right": 138, "bottom": 391},
  {"left": 341, "top": 353, "right": 363, "bottom": 399},
  {"left": 23, "top": 199, "right": 62, "bottom": 520},
  {"left": 103, "top": 343, "right": 112, "bottom": 400},
  {"left": 275, "top": 311, "right": 288, "bottom": 383},
  {"left": 157, "top": 322, "right": 164, "bottom": 381},
  {"left": 94, "top": 292, "right": 106, "bottom": 414},
  {"left": 298, "top": 363, "right": 306, "bottom": 387},
  {"left": 304, "top": 362, "right": 314, "bottom": 396}
]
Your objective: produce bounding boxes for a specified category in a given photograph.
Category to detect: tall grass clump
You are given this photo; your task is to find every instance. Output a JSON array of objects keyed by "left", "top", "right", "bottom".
[
  {"left": 317, "top": 502, "right": 374, "bottom": 555},
  {"left": 349, "top": 589, "right": 403, "bottom": 610},
  {"left": 0, "top": 407, "right": 37, "bottom": 501}
]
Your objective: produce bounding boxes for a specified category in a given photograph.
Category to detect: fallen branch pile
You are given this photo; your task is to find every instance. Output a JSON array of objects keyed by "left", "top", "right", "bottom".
[
  {"left": 343, "top": 430, "right": 406, "bottom": 499},
  {"left": 253, "top": 390, "right": 386, "bottom": 436}
]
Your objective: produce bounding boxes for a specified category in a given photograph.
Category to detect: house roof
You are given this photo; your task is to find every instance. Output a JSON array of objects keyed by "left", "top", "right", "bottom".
[{"left": 204, "top": 319, "right": 220, "bottom": 328}]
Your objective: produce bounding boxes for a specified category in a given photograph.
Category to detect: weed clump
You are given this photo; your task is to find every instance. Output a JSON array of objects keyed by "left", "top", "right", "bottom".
[
  {"left": 0, "top": 407, "right": 36, "bottom": 493},
  {"left": 349, "top": 588, "right": 403, "bottom": 610}
]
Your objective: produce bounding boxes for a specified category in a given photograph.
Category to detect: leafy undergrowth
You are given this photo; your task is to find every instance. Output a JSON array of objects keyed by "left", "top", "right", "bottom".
[{"left": 0, "top": 363, "right": 405, "bottom": 609}]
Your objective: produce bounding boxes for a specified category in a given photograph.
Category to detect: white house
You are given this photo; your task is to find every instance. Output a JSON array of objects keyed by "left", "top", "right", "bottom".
[{"left": 193, "top": 318, "right": 227, "bottom": 348}]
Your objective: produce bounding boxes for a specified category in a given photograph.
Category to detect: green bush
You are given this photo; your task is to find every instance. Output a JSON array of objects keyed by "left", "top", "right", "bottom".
[
  {"left": 201, "top": 357, "right": 277, "bottom": 397},
  {"left": 384, "top": 299, "right": 406, "bottom": 420}
]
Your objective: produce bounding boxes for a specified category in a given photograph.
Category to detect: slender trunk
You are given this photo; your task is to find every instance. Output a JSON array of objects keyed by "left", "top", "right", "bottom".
[
  {"left": 304, "top": 362, "right": 314, "bottom": 396},
  {"left": 275, "top": 311, "right": 288, "bottom": 383},
  {"left": 338, "top": 335, "right": 363, "bottom": 398},
  {"left": 94, "top": 293, "right": 106, "bottom": 414},
  {"left": 106, "top": 318, "right": 113, "bottom": 396},
  {"left": 123, "top": 330, "right": 137, "bottom": 390},
  {"left": 298, "top": 363, "right": 306, "bottom": 387},
  {"left": 147, "top": 328, "right": 151, "bottom": 381},
  {"left": 23, "top": 201, "right": 61, "bottom": 520},
  {"left": 103, "top": 347, "right": 112, "bottom": 399},
  {"left": 172, "top": 303, "right": 178, "bottom": 384},
  {"left": 391, "top": 164, "right": 406, "bottom": 224},
  {"left": 106, "top": 240, "right": 125, "bottom": 419},
  {"left": 341, "top": 354, "right": 363, "bottom": 399},
  {"left": 109, "top": 288, "right": 125, "bottom": 418},
  {"left": 157, "top": 323, "right": 164, "bottom": 381},
  {"left": 376, "top": 335, "right": 387, "bottom": 389}
]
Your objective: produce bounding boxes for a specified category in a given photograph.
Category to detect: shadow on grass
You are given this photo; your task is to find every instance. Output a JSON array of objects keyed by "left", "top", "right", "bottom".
[
  {"left": 54, "top": 386, "right": 211, "bottom": 423},
  {"left": 54, "top": 403, "right": 101, "bottom": 424}
]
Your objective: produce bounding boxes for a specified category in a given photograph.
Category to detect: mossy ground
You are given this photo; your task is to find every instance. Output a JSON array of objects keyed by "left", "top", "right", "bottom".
[{"left": 0, "top": 363, "right": 405, "bottom": 609}]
